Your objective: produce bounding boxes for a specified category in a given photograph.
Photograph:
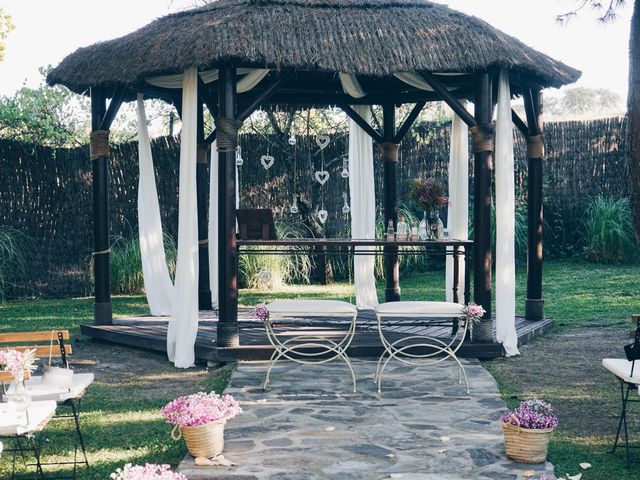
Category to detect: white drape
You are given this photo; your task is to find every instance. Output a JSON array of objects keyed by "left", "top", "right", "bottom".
[
  {"left": 495, "top": 69, "right": 520, "bottom": 356},
  {"left": 147, "top": 68, "right": 269, "bottom": 93},
  {"left": 137, "top": 95, "right": 175, "bottom": 316},
  {"left": 339, "top": 73, "right": 367, "bottom": 98},
  {"left": 348, "top": 105, "right": 378, "bottom": 309},
  {"left": 445, "top": 107, "right": 469, "bottom": 303},
  {"left": 167, "top": 68, "right": 200, "bottom": 368}
]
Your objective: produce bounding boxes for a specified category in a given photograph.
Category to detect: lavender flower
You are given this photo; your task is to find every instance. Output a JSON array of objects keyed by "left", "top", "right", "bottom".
[
  {"left": 161, "top": 391, "right": 242, "bottom": 427},
  {"left": 254, "top": 305, "right": 270, "bottom": 322},
  {"left": 500, "top": 398, "right": 558, "bottom": 430},
  {"left": 110, "top": 463, "right": 187, "bottom": 480}
]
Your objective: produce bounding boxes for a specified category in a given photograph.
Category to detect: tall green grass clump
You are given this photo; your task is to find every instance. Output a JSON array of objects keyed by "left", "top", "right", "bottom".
[
  {"left": 0, "top": 227, "right": 30, "bottom": 300},
  {"left": 582, "top": 196, "right": 637, "bottom": 263},
  {"left": 109, "top": 232, "right": 177, "bottom": 294}
]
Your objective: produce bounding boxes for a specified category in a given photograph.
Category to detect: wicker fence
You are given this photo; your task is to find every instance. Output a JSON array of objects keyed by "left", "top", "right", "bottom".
[{"left": 0, "top": 117, "right": 629, "bottom": 296}]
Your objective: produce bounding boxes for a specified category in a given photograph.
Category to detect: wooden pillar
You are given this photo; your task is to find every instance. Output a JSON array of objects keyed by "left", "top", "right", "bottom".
[
  {"left": 472, "top": 73, "right": 494, "bottom": 337},
  {"left": 381, "top": 103, "right": 400, "bottom": 302},
  {"left": 216, "top": 66, "right": 240, "bottom": 348},
  {"left": 196, "top": 99, "right": 212, "bottom": 311},
  {"left": 90, "top": 87, "right": 112, "bottom": 325},
  {"left": 524, "top": 89, "right": 545, "bottom": 321}
]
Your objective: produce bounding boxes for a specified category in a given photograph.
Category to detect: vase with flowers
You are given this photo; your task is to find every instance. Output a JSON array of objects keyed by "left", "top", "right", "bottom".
[
  {"left": 162, "top": 391, "right": 242, "bottom": 458},
  {"left": 500, "top": 398, "right": 558, "bottom": 463},
  {"left": 409, "top": 178, "right": 448, "bottom": 240},
  {"left": 0, "top": 348, "right": 37, "bottom": 410}
]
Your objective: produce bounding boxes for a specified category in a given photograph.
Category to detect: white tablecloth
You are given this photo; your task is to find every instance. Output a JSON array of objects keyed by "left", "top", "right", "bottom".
[
  {"left": 0, "top": 400, "right": 56, "bottom": 435},
  {"left": 4, "top": 373, "right": 94, "bottom": 402}
]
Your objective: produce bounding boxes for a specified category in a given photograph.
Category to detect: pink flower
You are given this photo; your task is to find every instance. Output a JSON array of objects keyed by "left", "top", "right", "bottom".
[
  {"left": 161, "top": 391, "right": 242, "bottom": 427},
  {"left": 110, "top": 463, "right": 187, "bottom": 480},
  {"left": 0, "top": 348, "right": 37, "bottom": 378},
  {"left": 462, "top": 303, "right": 485, "bottom": 324},
  {"left": 254, "top": 305, "right": 270, "bottom": 322}
]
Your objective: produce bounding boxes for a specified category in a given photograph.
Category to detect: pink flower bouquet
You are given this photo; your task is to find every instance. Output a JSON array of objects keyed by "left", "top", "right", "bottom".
[
  {"left": 462, "top": 303, "right": 486, "bottom": 324},
  {"left": 161, "top": 392, "right": 242, "bottom": 427},
  {"left": 500, "top": 398, "right": 558, "bottom": 431},
  {"left": 110, "top": 463, "right": 187, "bottom": 480},
  {"left": 253, "top": 305, "right": 269, "bottom": 323},
  {"left": 0, "top": 348, "right": 37, "bottom": 378}
]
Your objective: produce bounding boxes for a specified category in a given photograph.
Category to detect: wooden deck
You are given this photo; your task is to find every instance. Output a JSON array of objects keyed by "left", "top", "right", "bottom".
[{"left": 80, "top": 308, "right": 553, "bottom": 362}]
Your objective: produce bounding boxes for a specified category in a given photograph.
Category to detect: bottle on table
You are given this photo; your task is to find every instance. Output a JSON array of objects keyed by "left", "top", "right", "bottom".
[
  {"left": 410, "top": 220, "right": 419, "bottom": 240},
  {"left": 386, "top": 219, "right": 395, "bottom": 240},
  {"left": 397, "top": 215, "right": 409, "bottom": 241},
  {"left": 418, "top": 215, "right": 428, "bottom": 240}
]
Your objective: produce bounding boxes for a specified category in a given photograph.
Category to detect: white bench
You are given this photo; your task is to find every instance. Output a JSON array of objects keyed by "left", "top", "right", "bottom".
[
  {"left": 263, "top": 300, "right": 358, "bottom": 392},
  {"left": 374, "top": 301, "right": 469, "bottom": 393}
]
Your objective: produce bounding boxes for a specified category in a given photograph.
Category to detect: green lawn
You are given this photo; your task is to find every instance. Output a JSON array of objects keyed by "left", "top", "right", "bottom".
[{"left": 1, "top": 259, "right": 639, "bottom": 478}]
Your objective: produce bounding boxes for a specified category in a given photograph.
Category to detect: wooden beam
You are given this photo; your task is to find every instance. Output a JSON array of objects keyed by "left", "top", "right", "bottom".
[
  {"left": 340, "top": 104, "right": 384, "bottom": 143},
  {"left": 511, "top": 109, "right": 529, "bottom": 136},
  {"left": 99, "top": 86, "right": 125, "bottom": 131},
  {"left": 420, "top": 72, "right": 477, "bottom": 127},
  {"left": 382, "top": 103, "right": 400, "bottom": 302},
  {"left": 198, "top": 77, "right": 219, "bottom": 120},
  {"left": 394, "top": 100, "right": 426, "bottom": 143}
]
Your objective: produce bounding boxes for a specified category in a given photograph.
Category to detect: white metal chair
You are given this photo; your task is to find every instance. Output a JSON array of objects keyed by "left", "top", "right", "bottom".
[
  {"left": 262, "top": 300, "right": 358, "bottom": 392},
  {"left": 374, "top": 301, "right": 469, "bottom": 394}
]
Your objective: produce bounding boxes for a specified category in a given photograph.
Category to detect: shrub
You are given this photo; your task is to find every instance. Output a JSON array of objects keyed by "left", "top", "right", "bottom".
[
  {"left": 582, "top": 196, "right": 637, "bottom": 263},
  {"left": 0, "top": 227, "right": 31, "bottom": 300}
]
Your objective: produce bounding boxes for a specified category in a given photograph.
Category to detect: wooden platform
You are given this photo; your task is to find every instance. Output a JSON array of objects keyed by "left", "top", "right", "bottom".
[{"left": 81, "top": 309, "right": 553, "bottom": 362}]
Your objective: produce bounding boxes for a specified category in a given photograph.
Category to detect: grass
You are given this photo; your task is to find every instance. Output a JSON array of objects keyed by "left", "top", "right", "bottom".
[{"left": 1, "top": 259, "right": 639, "bottom": 478}]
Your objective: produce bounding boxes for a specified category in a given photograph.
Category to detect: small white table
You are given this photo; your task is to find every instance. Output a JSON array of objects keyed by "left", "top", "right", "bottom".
[
  {"left": 263, "top": 300, "right": 358, "bottom": 392},
  {"left": 0, "top": 400, "right": 57, "bottom": 478}
]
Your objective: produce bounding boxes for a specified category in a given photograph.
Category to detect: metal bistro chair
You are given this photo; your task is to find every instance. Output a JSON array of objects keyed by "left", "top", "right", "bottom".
[
  {"left": 602, "top": 315, "right": 640, "bottom": 465},
  {"left": 262, "top": 300, "right": 358, "bottom": 393}
]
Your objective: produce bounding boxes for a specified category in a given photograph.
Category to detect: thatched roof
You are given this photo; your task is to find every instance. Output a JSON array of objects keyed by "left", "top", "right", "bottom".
[{"left": 47, "top": 0, "right": 580, "bottom": 98}]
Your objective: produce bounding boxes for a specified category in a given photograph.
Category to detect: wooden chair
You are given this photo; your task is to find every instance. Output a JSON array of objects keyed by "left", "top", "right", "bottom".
[
  {"left": 602, "top": 315, "right": 640, "bottom": 465},
  {"left": 0, "top": 330, "right": 92, "bottom": 478}
]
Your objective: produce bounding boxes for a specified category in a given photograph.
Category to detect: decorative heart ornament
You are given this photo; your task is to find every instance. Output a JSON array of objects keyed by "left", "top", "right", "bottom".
[
  {"left": 316, "top": 135, "right": 330, "bottom": 150},
  {"left": 317, "top": 209, "right": 328, "bottom": 224},
  {"left": 261, "top": 155, "right": 274, "bottom": 170},
  {"left": 257, "top": 269, "right": 273, "bottom": 288},
  {"left": 314, "top": 170, "right": 330, "bottom": 185}
]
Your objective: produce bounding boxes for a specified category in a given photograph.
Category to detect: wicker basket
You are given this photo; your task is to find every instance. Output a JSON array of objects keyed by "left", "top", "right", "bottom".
[
  {"left": 501, "top": 416, "right": 554, "bottom": 464},
  {"left": 172, "top": 419, "right": 226, "bottom": 458}
]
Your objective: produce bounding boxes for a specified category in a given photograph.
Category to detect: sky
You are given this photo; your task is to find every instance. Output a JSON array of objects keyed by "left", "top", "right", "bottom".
[{"left": 0, "top": 0, "right": 632, "bottom": 102}]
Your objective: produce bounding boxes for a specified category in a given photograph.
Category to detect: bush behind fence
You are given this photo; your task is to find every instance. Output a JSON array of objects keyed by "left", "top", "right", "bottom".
[{"left": 0, "top": 117, "right": 629, "bottom": 297}]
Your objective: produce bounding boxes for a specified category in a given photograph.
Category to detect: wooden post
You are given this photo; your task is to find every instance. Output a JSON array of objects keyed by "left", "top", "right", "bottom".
[
  {"left": 472, "top": 73, "right": 494, "bottom": 338},
  {"left": 216, "top": 66, "right": 240, "bottom": 348},
  {"left": 196, "top": 99, "right": 212, "bottom": 311},
  {"left": 382, "top": 103, "right": 400, "bottom": 302},
  {"left": 90, "top": 87, "right": 112, "bottom": 325},
  {"left": 524, "top": 89, "right": 545, "bottom": 321}
]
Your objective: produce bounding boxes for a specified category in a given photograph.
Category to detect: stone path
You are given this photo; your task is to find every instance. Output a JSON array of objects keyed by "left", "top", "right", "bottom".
[{"left": 179, "top": 359, "right": 554, "bottom": 480}]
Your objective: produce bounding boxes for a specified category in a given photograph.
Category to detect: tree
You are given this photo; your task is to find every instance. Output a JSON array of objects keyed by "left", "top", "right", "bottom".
[
  {"left": 540, "top": 87, "right": 623, "bottom": 118},
  {"left": 558, "top": 0, "right": 640, "bottom": 243},
  {"left": 0, "top": 7, "right": 14, "bottom": 62}
]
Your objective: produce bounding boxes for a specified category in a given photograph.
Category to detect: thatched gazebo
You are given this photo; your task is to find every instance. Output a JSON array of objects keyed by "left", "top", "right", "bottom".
[{"left": 48, "top": 0, "right": 580, "bottom": 364}]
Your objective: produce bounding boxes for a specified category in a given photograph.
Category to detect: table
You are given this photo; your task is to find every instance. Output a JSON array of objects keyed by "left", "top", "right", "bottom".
[{"left": 238, "top": 238, "right": 472, "bottom": 304}]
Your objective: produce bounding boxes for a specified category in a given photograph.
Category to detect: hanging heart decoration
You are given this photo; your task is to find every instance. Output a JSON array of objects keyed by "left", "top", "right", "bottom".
[
  {"left": 261, "top": 155, "right": 275, "bottom": 170},
  {"left": 317, "top": 209, "right": 328, "bottom": 224},
  {"left": 314, "top": 170, "right": 330, "bottom": 185},
  {"left": 316, "top": 135, "right": 330, "bottom": 150},
  {"left": 257, "top": 269, "right": 273, "bottom": 288}
]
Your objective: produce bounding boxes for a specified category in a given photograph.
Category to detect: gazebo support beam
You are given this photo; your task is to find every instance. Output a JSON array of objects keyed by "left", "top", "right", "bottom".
[
  {"left": 99, "top": 86, "right": 125, "bottom": 131},
  {"left": 421, "top": 72, "right": 476, "bottom": 127},
  {"left": 340, "top": 104, "right": 384, "bottom": 143},
  {"left": 196, "top": 99, "right": 213, "bottom": 311},
  {"left": 216, "top": 66, "right": 240, "bottom": 348},
  {"left": 511, "top": 109, "right": 529, "bottom": 136},
  {"left": 523, "top": 88, "right": 545, "bottom": 321},
  {"left": 472, "top": 73, "right": 494, "bottom": 337},
  {"left": 394, "top": 100, "right": 427, "bottom": 143},
  {"left": 90, "top": 86, "right": 122, "bottom": 326},
  {"left": 382, "top": 103, "right": 400, "bottom": 302}
]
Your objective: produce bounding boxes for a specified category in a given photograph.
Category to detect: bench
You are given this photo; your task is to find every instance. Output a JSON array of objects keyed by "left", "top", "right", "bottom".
[
  {"left": 374, "top": 301, "right": 469, "bottom": 394},
  {"left": 0, "top": 330, "right": 93, "bottom": 476},
  {"left": 262, "top": 300, "right": 358, "bottom": 392}
]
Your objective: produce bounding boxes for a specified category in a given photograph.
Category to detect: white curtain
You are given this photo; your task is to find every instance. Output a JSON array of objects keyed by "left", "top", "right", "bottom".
[
  {"left": 167, "top": 68, "right": 200, "bottom": 368},
  {"left": 348, "top": 105, "right": 378, "bottom": 309},
  {"left": 445, "top": 107, "right": 469, "bottom": 303},
  {"left": 147, "top": 68, "right": 269, "bottom": 93},
  {"left": 137, "top": 95, "right": 175, "bottom": 316},
  {"left": 495, "top": 69, "right": 520, "bottom": 357}
]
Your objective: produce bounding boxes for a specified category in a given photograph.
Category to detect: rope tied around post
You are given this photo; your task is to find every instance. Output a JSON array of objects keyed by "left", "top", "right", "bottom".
[
  {"left": 526, "top": 134, "right": 545, "bottom": 159},
  {"left": 216, "top": 118, "right": 243, "bottom": 152},
  {"left": 379, "top": 141, "right": 400, "bottom": 162},
  {"left": 470, "top": 123, "right": 495, "bottom": 154},
  {"left": 90, "top": 130, "right": 110, "bottom": 160}
]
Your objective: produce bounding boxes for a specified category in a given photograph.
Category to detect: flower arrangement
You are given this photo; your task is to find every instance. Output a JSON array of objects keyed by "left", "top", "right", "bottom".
[
  {"left": 254, "top": 305, "right": 269, "bottom": 322},
  {"left": 500, "top": 398, "right": 558, "bottom": 431},
  {"left": 161, "top": 391, "right": 242, "bottom": 427},
  {"left": 110, "top": 463, "right": 187, "bottom": 480},
  {"left": 462, "top": 303, "right": 486, "bottom": 324},
  {"left": 409, "top": 178, "right": 448, "bottom": 211},
  {"left": 0, "top": 348, "right": 37, "bottom": 379}
]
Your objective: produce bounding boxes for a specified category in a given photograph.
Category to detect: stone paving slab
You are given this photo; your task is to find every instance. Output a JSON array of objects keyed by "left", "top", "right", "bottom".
[{"left": 179, "top": 359, "right": 554, "bottom": 480}]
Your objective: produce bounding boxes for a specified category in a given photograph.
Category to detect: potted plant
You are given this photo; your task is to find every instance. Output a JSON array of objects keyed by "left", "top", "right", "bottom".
[
  {"left": 111, "top": 463, "right": 187, "bottom": 479},
  {"left": 162, "top": 391, "right": 242, "bottom": 458},
  {"left": 409, "top": 178, "right": 448, "bottom": 240},
  {"left": 500, "top": 398, "right": 558, "bottom": 463}
]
